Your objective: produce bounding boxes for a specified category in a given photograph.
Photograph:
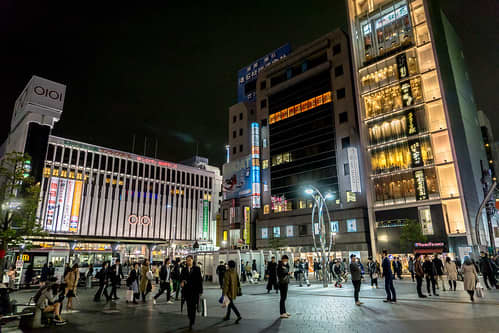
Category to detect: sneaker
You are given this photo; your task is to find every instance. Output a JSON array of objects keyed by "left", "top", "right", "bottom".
[
  {"left": 419, "top": 295, "right": 427, "bottom": 298},
  {"left": 280, "top": 313, "right": 289, "bottom": 319},
  {"left": 391, "top": 300, "right": 397, "bottom": 304},
  {"left": 235, "top": 317, "right": 242, "bottom": 324},
  {"left": 286, "top": 312, "right": 291, "bottom": 317},
  {"left": 153, "top": 299, "right": 157, "bottom": 305},
  {"left": 167, "top": 300, "right": 174, "bottom": 304}
]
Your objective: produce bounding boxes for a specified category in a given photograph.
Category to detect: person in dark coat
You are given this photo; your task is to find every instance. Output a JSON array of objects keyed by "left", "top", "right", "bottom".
[
  {"left": 48, "top": 262, "right": 55, "bottom": 279},
  {"left": 180, "top": 255, "right": 203, "bottom": 330},
  {"left": 153, "top": 258, "right": 172, "bottom": 304},
  {"left": 350, "top": 254, "right": 363, "bottom": 306},
  {"left": 381, "top": 250, "right": 396, "bottom": 303},
  {"left": 422, "top": 255, "right": 439, "bottom": 296},
  {"left": 433, "top": 254, "right": 446, "bottom": 291},
  {"left": 171, "top": 259, "right": 181, "bottom": 301},
  {"left": 41, "top": 263, "right": 49, "bottom": 286},
  {"left": 110, "top": 259, "right": 124, "bottom": 300},
  {"left": 94, "top": 261, "right": 111, "bottom": 302},
  {"left": 222, "top": 260, "right": 242, "bottom": 323},
  {"left": 24, "top": 264, "right": 34, "bottom": 288},
  {"left": 414, "top": 254, "right": 426, "bottom": 298},
  {"left": 266, "top": 257, "right": 278, "bottom": 294},
  {"left": 479, "top": 252, "right": 498, "bottom": 290},
  {"left": 126, "top": 262, "right": 139, "bottom": 304},
  {"left": 277, "top": 255, "right": 291, "bottom": 318},
  {"left": 216, "top": 261, "right": 226, "bottom": 289}
]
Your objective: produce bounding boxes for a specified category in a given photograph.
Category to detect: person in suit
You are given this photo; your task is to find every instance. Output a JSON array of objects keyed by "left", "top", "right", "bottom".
[
  {"left": 180, "top": 255, "right": 203, "bottom": 330},
  {"left": 110, "top": 259, "right": 124, "bottom": 300},
  {"left": 381, "top": 250, "right": 396, "bottom": 303},
  {"left": 216, "top": 261, "right": 226, "bottom": 289},
  {"left": 94, "top": 261, "right": 110, "bottom": 302},
  {"left": 153, "top": 258, "right": 172, "bottom": 304},
  {"left": 266, "top": 257, "right": 278, "bottom": 294}
]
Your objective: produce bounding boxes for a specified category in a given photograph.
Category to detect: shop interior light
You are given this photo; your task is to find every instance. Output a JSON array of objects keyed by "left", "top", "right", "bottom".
[
  {"left": 305, "top": 188, "right": 314, "bottom": 195},
  {"left": 325, "top": 192, "right": 335, "bottom": 200}
]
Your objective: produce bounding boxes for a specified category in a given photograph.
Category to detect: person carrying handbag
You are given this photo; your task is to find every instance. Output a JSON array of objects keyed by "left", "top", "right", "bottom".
[
  {"left": 64, "top": 264, "right": 79, "bottom": 311},
  {"left": 222, "top": 260, "right": 242, "bottom": 324}
]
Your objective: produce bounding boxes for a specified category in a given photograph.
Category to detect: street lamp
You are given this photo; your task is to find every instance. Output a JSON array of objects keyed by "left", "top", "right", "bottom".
[{"left": 304, "top": 185, "right": 334, "bottom": 288}]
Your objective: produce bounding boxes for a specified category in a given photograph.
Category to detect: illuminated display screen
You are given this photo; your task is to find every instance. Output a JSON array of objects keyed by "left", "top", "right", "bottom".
[
  {"left": 45, "top": 176, "right": 83, "bottom": 233},
  {"left": 269, "top": 91, "right": 332, "bottom": 125}
]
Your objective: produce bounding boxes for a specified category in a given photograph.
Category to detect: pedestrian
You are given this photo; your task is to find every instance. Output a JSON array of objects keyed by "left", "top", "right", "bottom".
[
  {"left": 222, "top": 260, "right": 242, "bottom": 324},
  {"left": 110, "top": 259, "right": 124, "bottom": 300},
  {"left": 126, "top": 262, "right": 139, "bottom": 304},
  {"left": 7, "top": 265, "right": 16, "bottom": 290},
  {"left": 48, "top": 262, "right": 55, "bottom": 279},
  {"left": 277, "top": 255, "right": 291, "bottom": 318},
  {"left": 313, "top": 259, "right": 319, "bottom": 280},
  {"left": 433, "top": 254, "right": 446, "bottom": 291},
  {"left": 40, "top": 263, "right": 49, "bottom": 286},
  {"left": 240, "top": 260, "right": 246, "bottom": 283},
  {"left": 94, "top": 261, "right": 110, "bottom": 302},
  {"left": 266, "top": 256, "right": 278, "bottom": 294},
  {"left": 414, "top": 254, "right": 426, "bottom": 298},
  {"left": 153, "top": 258, "right": 173, "bottom": 304},
  {"left": 252, "top": 259, "right": 258, "bottom": 276},
  {"left": 479, "top": 252, "right": 497, "bottom": 290},
  {"left": 245, "top": 261, "right": 253, "bottom": 283},
  {"left": 216, "top": 261, "right": 226, "bottom": 289},
  {"left": 180, "top": 255, "right": 203, "bottom": 330},
  {"left": 86, "top": 264, "right": 94, "bottom": 289},
  {"left": 368, "top": 258, "right": 380, "bottom": 288},
  {"left": 423, "top": 255, "right": 439, "bottom": 296},
  {"left": 350, "top": 255, "right": 363, "bottom": 306},
  {"left": 24, "top": 264, "right": 34, "bottom": 288},
  {"left": 408, "top": 256, "right": 415, "bottom": 282},
  {"left": 381, "top": 250, "right": 396, "bottom": 303},
  {"left": 333, "top": 260, "right": 343, "bottom": 287},
  {"left": 172, "top": 259, "right": 181, "bottom": 301},
  {"left": 463, "top": 256, "right": 479, "bottom": 302},
  {"left": 304, "top": 259, "right": 309, "bottom": 281},
  {"left": 140, "top": 259, "right": 152, "bottom": 302},
  {"left": 64, "top": 263, "right": 79, "bottom": 311},
  {"left": 444, "top": 257, "right": 457, "bottom": 291}
]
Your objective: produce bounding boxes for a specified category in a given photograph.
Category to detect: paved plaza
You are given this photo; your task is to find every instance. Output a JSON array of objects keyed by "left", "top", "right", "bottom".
[{"left": 3, "top": 279, "right": 499, "bottom": 333}]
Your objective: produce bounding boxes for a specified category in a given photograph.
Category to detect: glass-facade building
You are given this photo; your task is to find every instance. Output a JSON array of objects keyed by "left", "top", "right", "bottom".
[{"left": 347, "top": 0, "right": 489, "bottom": 256}]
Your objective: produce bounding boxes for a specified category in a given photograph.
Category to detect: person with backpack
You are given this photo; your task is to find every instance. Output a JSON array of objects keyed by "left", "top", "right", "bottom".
[
  {"left": 222, "top": 260, "right": 242, "bottom": 324},
  {"left": 153, "top": 258, "right": 172, "bottom": 304},
  {"left": 94, "top": 261, "right": 110, "bottom": 302}
]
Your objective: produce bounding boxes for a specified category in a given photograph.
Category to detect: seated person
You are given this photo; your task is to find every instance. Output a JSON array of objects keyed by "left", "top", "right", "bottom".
[{"left": 35, "top": 279, "right": 66, "bottom": 325}]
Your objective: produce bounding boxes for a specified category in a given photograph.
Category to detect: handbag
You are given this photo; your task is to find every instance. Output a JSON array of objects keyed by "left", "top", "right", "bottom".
[
  {"left": 372, "top": 273, "right": 379, "bottom": 279},
  {"left": 476, "top": 281, "right": 484, "bottom": 298},
  {"left": 146, "top": 270, "right": 153, "bottom": 281}
]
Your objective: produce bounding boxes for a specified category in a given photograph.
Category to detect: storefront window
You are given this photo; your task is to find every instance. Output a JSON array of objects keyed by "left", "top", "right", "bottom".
[
  {"left": 264, "top": 204, "right": 270, "bottom": 214},
  {"left": 367, "top": 107, "right": 427, "bottom": 145},
  {"left": 418, "top": 206, "right": 433, "bottom": 235},
  {"left": 426, "top": 100, "right": 446, "bottom": 131},
  {"left": 437, "top": 164, "right": 459, "bottom": 198},
  {"left": 431, "top": 131, "right": 453, "bottom": 164},
  {"left": 442, "top": 199, "right": 466, "bottom": 234},
  {"left": 299, "top": 200, "right": 307, "bottom": 209},
  {"left": 421, "top": 71, "right": 441, "bottom": 101}
]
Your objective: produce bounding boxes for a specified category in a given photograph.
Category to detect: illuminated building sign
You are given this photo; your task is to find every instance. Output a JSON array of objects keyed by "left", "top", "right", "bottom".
[
  {"left": 128, "top": 215, "right": 152, "bottom": 226},
  {"left": 407, "top": 109, "right": 418, "bottom": 135},
  {"left": 16, "top": 254, "right": 30, "bottom": 262},
  {"left": 203, "top": 200, "right": 209, "bottom": 239},
  {"left": 374, "top": 5, "right": 408, "bottom": 30},
  {"left": 347, "top": 147, "right": 361, "bottom": 193},
  {"left": 286, "top": 225, "right": 293, "bottom": 237},
  {"left": 251, "top": 123, "right": 261, "bottom": 208},
  {"left": 244, "top": 206, "right": 250, "bottom": 245},
  {"left": 409, "top": 139, "right": 423, "bottom": 167},
  {"left": 330, "top": 221, "right": 339, "bottom": 233},
  {"left": 413, "top": 170, "right": 428, "bottom": 200},
  {"left": 45, "top": 177, "right": 84, "bottom": 233},
  {"left": 401, "top": 80, "right": 414, "bottom": 107},
  {"left": 269, "top": 91, "right": 332, "bottom": 125},
  {"left": 45, "top": 178, "right": 58, "bottom": 231},
  {"left": 396, "top": 53, "right": 408, "bottom": 79},
  {"left": 261, "top": 228, "right": 268, "bottom": 239}
]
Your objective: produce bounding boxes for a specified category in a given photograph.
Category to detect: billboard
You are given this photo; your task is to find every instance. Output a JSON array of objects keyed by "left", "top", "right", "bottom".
[
  {"left": 347, "top": 147, "right": 361, "bottom": 193},
  {"left": 243, "top": 206, "right": 250, "bottom": 245},
  {"left": 69, "top": 181, "right": 83, "bottom": 232},
  {"left": 203, "top": 200, "right": 209, "bottom": 239},
  {"left": 44, "top": 177, "right": 82, "bottom": 233},
  {"left": 237, "top": 43, "right": 291, "bottom": 102},
  {"left": 251, "top": 123, "right": 261, "bottom": 208},
  {"left": 45, "top": 177, "right": 59, "bottom": 231},
  {"left": 222, "top": 155, "right": 252, "bottom": 200}
]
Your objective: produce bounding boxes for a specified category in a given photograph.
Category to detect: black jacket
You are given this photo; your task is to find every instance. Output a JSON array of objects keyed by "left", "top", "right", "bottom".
[
  {"left": 350, "top": 262, "right": 362, "bottom": 281},
  {"left": 126, "top": 268, "right": 139, "bottom": 287},
  {"left": 277, "top": 262, "right": 290, "bottom": 285},
  {"left": 111, "top": 264, "right": 124, "bottom": 283},
  {"left": 97, "top": 267, "right": 109, "bottom": 286},
  {"left": 159, "top": 265, "right": 170, "bottom": 282},
  {"left": 216, "top": 265, "right": 226, "bottom": 276},
  {"left": 180, "top": 266, "right": 203, "bottom": 297},
  {"left": 266, "top": 262, "right": 277, "bottom": 278},
  {"left": 433, "top": 258, "right": 444, "bottom": 275},
  {"left": 422, "top": 260, "right": 436, "bottom": 277}
]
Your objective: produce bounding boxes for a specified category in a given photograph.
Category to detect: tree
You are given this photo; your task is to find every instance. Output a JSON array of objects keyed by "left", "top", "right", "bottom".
[
  {"left": 400, "top": 219, "right": 427, "bottom": 253},
  {"left": 0, "top": 152, "right": 47, "bottom": 278},
  {"left": 268, "top": 237, "right": 286, "bottom": 250}
]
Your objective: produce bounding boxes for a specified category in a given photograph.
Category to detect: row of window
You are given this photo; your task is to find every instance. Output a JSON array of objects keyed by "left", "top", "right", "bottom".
[
  {"left": 232, "top": 145, "right": 244, "bottom": 155},
  {"left": 260, "top": 218, "right": 357, "bottom": 239},
  {"left": 232, "top": 128, "right": 244, "bottom": 138}
]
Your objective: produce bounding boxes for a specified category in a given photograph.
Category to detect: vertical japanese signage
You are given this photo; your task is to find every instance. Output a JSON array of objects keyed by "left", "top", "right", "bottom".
[
  {"left": 251, "top": 123, "right": 261, "bottom": 208},
  {"left": 409, "top": 139, "right": 423, "bottom": 168},
  {"left": 54, "top": 178, "right": 67, "bottom": 231},
  {"left": 347, "top": 147, "right": 361, "bottom": 193},
  {"left": 243, "top": 206, "right": 250, "bottom": 245},
  {"left": 45, "top": 177, "right": 59, "bottom": 231},
  {"left": 400, "top": 80, "right": 414, "bottom": 107},
  {"left": 414, "top": 170, "right": 428, "bottom": 200},
  {"left": 203, "top": 199, "right": 209, "bottom": 239},
  {"left": 396, "top": 53, "right": 408, "bottom": 79},
  {"left": 69, "top": 181, "right": 83, "bottom": 233},
  {"left": 407, "top": 109, "right": 418, "bottom": 135},
  {"left": 61, "top": 179, "right": 74, "bottom": 232}
]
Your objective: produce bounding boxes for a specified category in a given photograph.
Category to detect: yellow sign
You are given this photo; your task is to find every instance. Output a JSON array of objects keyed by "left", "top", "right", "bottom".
[
  {"left": 269, "top": 91, "right": 332, "bottom": 125},
  {"left": 16, "top": 254, "right": 30, "bottom": 261},
  {"left": 223, "top": 230, "right": 228, "bottom": 241}
]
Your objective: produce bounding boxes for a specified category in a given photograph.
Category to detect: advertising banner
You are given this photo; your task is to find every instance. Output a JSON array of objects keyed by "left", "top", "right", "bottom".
[
  {"left": 251, "top": 123, "right": 261, "bottom": 208},
  {"left": 286, "top": 225, "right": 293, "bottom": 237},
  {"left": 409, "top": 139, "right": 423, "bottom": 168},
  {"left": 203, "top": 200, "right": 209, "bottom": 239},
  {"left": 61, "top": 179, "right": 74, "bottom": 232},
  {"left": 223, "top": 156, "right": 252, "bottom": 200},
  {"left": 45, "top": 177, "right": 59, "bottom": 231},
  {"left": 69, "top": 181, "right": 83, "bottom": 233},
  {"left": 54, "top": 178, "right": 67, "bottom": 232},
  {"left": 347, "top": 147, "right": 361, "bottom": 193},
  {"left": 414, "top": 170, "right": 428, "bottom": 200},
  {"left": 243, "top": 206, "right": 250, "bottom": 244}
]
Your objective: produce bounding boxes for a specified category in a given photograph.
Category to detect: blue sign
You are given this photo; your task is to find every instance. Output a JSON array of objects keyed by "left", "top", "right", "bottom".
[
  {"left": 237, "top": 43, "right": 291, "bottom": 102},
  {"left": 222, "top": 155, "right": 252, "bottom": 200}
]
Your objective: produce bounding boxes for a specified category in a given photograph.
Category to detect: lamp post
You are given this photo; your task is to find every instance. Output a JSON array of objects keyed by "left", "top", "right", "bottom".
[{"left": 305, "top": 185, "right": 334, "bottom": 288}]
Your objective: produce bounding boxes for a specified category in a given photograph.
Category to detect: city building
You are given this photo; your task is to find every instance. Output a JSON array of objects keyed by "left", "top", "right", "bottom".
[
  {"left": 346, "top": 0, "right": 490, "bottom": 258},
  {"left": 477, "top": 110, "right": 497, "bottom": 181},
  {"left": 1, "top": 76, "right": 220, "bottom": 269},
  {"left": 253, "top": 30, "right": 370, "bottom": 260}
]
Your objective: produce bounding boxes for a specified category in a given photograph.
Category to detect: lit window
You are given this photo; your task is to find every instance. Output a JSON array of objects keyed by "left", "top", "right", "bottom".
[
  {"left": 273, "top": 226, "right": 281, "bottom": 238},
  {"left": 264, "top": 204, "right": 270, "bottom": 214},
  {"left": 262, "top": 160, "right": 269, "bottom": 169},
  {"left": 419, "top": 206, "right": 433, "bottom": 235},
  {"left": 299, "top": 200, "right": 307, "bottom": 209},
  {"left": 347, "top": 191, "right": 356, "bottom": 202},
  {"left": 347, "top": 219, "right": 357, "bottom": 232}
]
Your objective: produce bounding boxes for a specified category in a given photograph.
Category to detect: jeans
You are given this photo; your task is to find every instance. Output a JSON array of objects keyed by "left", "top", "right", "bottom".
[
  {"left": 448, "top": 280, "right": 457, "bottom": 291},
  {"left": 416, "top": 275, "right": 424, "bottom": 296},
  {"left": 426, "top": 276, "right": 437, "bottom": 295},
  {"left": 410, "top": 271, "right": 415, "bottom": 281},
  {"left": 384, "top": 277, "right": 396, "bottom": 301},
  {"left": 186, "top": 294, "right": 200, "bottom": 326},
  {"left": 154, "top": 281, "right": 171, "bottom": 301},
  {"left": 352, "top": 280, "right": 361, "bottom": 302},
  {"left": 279, "top": 283, "right": 288, "bottom": 314},
  {"left": 225, "top": 298, "right": 241, "bottom": 319},
  {"left": 483, "top": 272, "right": 497, "bottom": 289}
]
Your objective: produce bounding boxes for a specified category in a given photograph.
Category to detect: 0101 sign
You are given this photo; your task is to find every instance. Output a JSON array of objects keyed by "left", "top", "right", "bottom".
[{"left": 128, "top": 215, "right": 151, "bottom": 226}]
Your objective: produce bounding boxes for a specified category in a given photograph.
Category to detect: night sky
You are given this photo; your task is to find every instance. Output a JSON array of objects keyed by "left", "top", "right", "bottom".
[{"left": 1, "top": 1, "right": 497, "bottom": 167}]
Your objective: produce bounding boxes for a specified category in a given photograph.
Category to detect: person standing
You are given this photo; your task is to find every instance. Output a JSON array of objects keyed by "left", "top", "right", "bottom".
[
  {"left": 368, "top": 258, "right": 380, "bottom": 288},
  {"left": 40, "top": 263, "right": 49, "bottom": 286},
  {"left": 245, "top": 262, "right": 253, "bottom": 283},
  {"left": 414, "top": 254, "right": 426, "bottom": 298},
  {"left": 48, "top": 262, "right": 55, "bottom": 280},
  {"left": 433, "top": 254, "right": 446, "bottom": 291},
  {"left": 180, "top": 255, "right": 203, "bottom": 330},
  {"left": 463, "top": 257, "right": 479, "bottom": 302},
  {"left": 408, "top": 256, "right": 415, "bottom": 282},
  {"left": 350, "top": 255, "right": 363, "bottom": 306},
  {"left": 277, "top": 255, "right": 291, "bottom": 318},
  {"left": 140, "top": 259, "right": 152, "bottom": 302},
  {"left": 94, "top": 261, "right": 110, "bottom": 302},
  {"left": 110, "top": 259, "right": 124, "bottom": 300},
  {"left": 153, "top": 258, "right": 172, "bottom": 304},
  {"left": 240, "top": 260, "right": 246, "bottom": 283},
  {"left": 126, "top": 263, "right": 139, "bottom": 304},
  {"left": 24, "top": 264, "right": 34, "bottom": 288},
  {"left": 423, "top": 255, "right": 438, "bottom": 296},
  {"left": 172, "top": 259, "right": 181, "bottom": 301},
  {"left": 444, "top": 257, "right": 457, "bottom": 291},
  {"left": 216, "top": 261, "right": 226, "bottom": 289},
  {"left": 333, "top": 260, "right": 343, "bottom": 288},
  {"left": 381, "top": 250, "right": 396, "bottom": 303},
  {"left": 479, "top": 252, "right": 497, "bottom": 290},
  {"left": 222, "top": 260, "right": 242, "bottom": 324},
  {"left": 64, "top": 264, "right": 79, "bottom": 311},
  {"left": 252, "top": 259, "right": 258, "bottom": 276},
  {"left": 266, "top": 257, "right": 278, "bottom": 294},
  {"left": 7, "top": 265, "right": 16, "bottom": 290},
  {"left": 86, "top": 264, "right": 94, "bottom": 289}
]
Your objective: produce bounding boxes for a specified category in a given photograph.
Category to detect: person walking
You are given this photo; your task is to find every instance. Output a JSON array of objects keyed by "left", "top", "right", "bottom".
[
  {"left": 414, "top": 254, "right": 426, "bottom": 298},
  {"left": 140, "top": 259, "right": 152, "bottom": 302},
  {"left": 463, "top": 257, "right": 479, "bottom": 302},
  {"left": 444, "top": 257, "right": 457, "bottom": 291},
  {"left": 240, "top": 260, "right": 246, "bottom": 283},
  {"left": 64, "top": 264, "right": 79, "bottom": 311},
  {"left": 86, "top": 264, "right": 94, "bottom": 289},
  {"left": 180, "top": 255, "right": 203, "bottom": 330},
  {"left": 381, "top": 250, "right": 396, "bottom": 303},
  {"left": 252, "top": 259, "right": 258, "bottom": 276},
  {"left": 7, "top": 265, "right": 16, "bottom": 290},
  {"left": 216, "top": 261, "right": 226, "bottom": 289},
  {"left": 433, "top": 254, "right": 446, "bottom": 291},
  {"left": 222, "top": 260, "right": 242, "bottom": 324},
  {"left": 126, "top": 262, "right": 140, "bottom": 304},
  {"left": 153, "top": 258, "right": 173, "bottom": 304},
  {"left": 94, "top": 261, "right": 110, "bottom": 302},
  {"left": 423, "top": 255, "right": 439, "bottom": 296},
  {"left": 24, "top": 264, "right": 34, "bottom": 288},
  {"left": 277, "top": 255, "right": 291, "bottom": 318},
  {"left": 479, "top": 252, "right": 497, "bottom": 290},
  {"left": 350, "top": 255, "right": 363, "bottom": 306},
  {"left": 368, "top": 258, "right": 380, "bottom": 288},
  {"left": 245, "top": 262, "right": 253, "bottom": 284},
  {"left": 172, "top": 259, "right": 181, "bottom": 301},
  {"left": 110, "top": 259, "right": 124, "bottom": 300},
  {"left": 333, "top": 260, "right": 343, "bottom": 288},
  {"left": 40, "top": 263, "right": 49, "bottom": 286},
  {"left": 266, "top": 257, "right": 278, "bottom": 294},
  {"left": 408, "top": 256, "right": 415, "bottom": 282}
]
